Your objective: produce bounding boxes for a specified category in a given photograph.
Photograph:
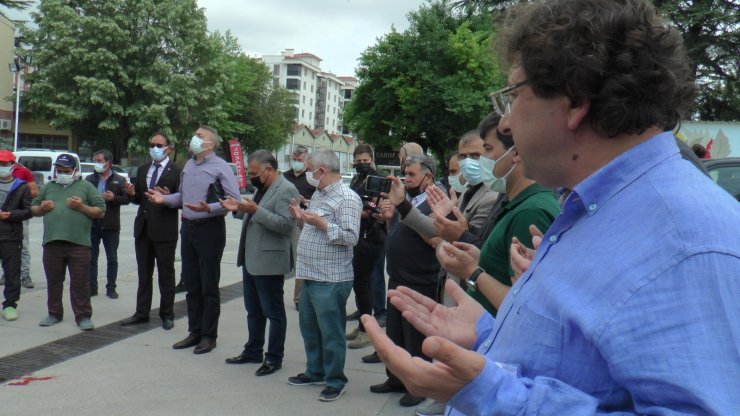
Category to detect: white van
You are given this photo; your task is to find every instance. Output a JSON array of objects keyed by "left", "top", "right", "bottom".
[{"left": 15, "top": 149, "right": 82, "bottom": 185}]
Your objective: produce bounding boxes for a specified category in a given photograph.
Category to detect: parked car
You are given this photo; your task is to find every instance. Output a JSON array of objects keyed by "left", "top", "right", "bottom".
[
  {"left": 703, "top": 158, "right": 740, "bottom": 201},
  {"left": 15, "top": 149, "right": 81, "bottom": 185}
]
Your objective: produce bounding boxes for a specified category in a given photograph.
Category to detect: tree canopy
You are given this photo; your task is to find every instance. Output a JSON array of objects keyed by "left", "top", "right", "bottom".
[
  {"left": 0, "top": 0, "right": 33, "bottom": 10},
  {"left": 22, "top": 0, "right": 295, "bottom": 161},
  {"left": 343, "top": 1, "right": 505, "bottom": 171}
]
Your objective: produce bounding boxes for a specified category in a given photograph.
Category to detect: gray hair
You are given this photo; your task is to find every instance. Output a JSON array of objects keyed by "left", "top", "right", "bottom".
[
  {"left": 199, "top": 125, "right": 222, "bottom": 146},
  {"left": 404, "top": 154, "right": 435, "bottom": 176},
  {"left": 292, "top": 145, "right": 309, "bottom": 158},
  {"left": 458, "top": 130, "right": 482, "bottom": 147},
  {"left": 308, "top": 149, "right": 340, "bottom": 173},
  {"left": 248, "top": 149, "right": 278, "bottom": 170}
]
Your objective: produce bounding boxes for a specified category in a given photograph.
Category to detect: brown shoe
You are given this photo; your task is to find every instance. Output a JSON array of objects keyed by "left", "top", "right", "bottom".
[
  {"left": 172, "top": 334, "right": 201, "bottom": 349},
  {"left": 193, "top": 338, "right": 216, "bottom": 354},
  {"left": 348, "top": 330, "right": 372, "bottom": 349}
]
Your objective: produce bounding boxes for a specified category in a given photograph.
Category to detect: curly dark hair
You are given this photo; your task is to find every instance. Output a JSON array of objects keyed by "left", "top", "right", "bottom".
[
  {"left": 478, "top": 112, "right": 514, "bottom": 149},
  {"left": 497, "top": 0, "right": 696, "bottom": 137}
]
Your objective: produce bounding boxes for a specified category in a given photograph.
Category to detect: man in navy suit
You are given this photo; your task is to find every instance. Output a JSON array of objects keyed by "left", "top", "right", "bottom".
[{"left": 121, "top": 132, "right": 181, "bottom": 330}]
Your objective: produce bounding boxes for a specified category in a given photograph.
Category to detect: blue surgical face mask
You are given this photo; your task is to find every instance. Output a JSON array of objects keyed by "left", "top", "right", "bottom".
[
  {"left": 479, "top": 146, "right": 516, "bottom": 193},
  {"left": 55, "top": 171, "right": 75, "bottom": 185},
  {"left": 291, "top": 160, "right": 306, "bottom": 172},
  {"left": 458, "top": 157, "right": 483, "bottom": 186},
  {"left": 150, "top": 146, "right": 167, "bottom": 162},
  {"left": 447, "top": 173, "right": 468, "bottom": 194},
  {"left": 94, "top": 162, "right": 106, "bottom": 173},
  {"left": 306, "top": 168, "right": 322, "bottom": 187},
  {"left": 189, "top": 136, "right": 206, "bottom": 155}
]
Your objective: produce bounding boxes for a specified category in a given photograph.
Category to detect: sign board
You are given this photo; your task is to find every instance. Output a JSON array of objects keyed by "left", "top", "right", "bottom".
[{"left": 228, "top": 139, "right": 247, "bottom": 189}]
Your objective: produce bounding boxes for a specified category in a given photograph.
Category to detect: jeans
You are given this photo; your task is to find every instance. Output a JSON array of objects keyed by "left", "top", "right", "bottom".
[
  {"left": 242, "top": 269, "right": 287, "bottom": 363},
  {"left": 299, "top": 279, "right": 353, "bottom": 389},
  {"left": 181, "top": 217, "right": 226, "bottom": 339},
  {"left": 21, "top": 220, "right": 30, "bottom": 279},
  {"left": 371, "top": 254, "right": 387, "bottom": 318},
  {"left": 89, "top": 221, "right": 120, "bottom": 291}
]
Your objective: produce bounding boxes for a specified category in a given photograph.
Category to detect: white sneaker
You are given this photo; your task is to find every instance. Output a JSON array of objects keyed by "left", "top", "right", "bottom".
[{"left": 415, "top": 401, "right": 447, "bottom": 416}]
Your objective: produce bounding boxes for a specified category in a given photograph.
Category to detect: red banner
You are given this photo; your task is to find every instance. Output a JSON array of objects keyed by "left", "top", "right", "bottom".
[{"left": 229, "top": 139, "right": 247, "bottom": 189}]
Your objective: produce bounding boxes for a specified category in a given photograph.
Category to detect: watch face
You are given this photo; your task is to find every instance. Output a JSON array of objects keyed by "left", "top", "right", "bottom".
[{"left": 465, "top": 279, "right": 477, "bottom": 292}]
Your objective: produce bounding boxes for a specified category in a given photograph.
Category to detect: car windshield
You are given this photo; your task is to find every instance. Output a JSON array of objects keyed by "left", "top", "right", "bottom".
[{"left": 17, "top": 156, "right": 52, "bottom": 171}]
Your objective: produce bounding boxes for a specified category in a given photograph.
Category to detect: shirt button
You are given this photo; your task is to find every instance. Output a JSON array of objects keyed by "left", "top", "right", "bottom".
[
  {"left": 588, "top": 203, "right": 598, "bottom": 211},
  {"left": 483, "top": 340, "right": 491, "bottom": 348},
  {"left": 513, "top": 288, "right": 520, "bottom": 296},
  {"left": 549, "top": 235, "right": 558, "bottom": 243}
]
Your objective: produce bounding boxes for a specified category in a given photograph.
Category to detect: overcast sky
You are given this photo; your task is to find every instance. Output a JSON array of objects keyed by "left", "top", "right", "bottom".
[{"left": 4, "top": 0, "right": 428, "bottom": 77}]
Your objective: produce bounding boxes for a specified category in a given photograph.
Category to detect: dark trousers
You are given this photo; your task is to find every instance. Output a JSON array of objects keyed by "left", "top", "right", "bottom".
[
  {"left": 89, "top": 222, "right": 119, "bottom": 291},
  {"left": 243, "top": 268, "right": 287, "bottom": 363},
  {"left": 371, "top": 254, "right": 387, "bottom": 318},
  {"left": 181, "top": 217, "right": 225, "bottom": 339},
  {"left": 42, "top": 242, "right": 92, "bottom": 323},
  {"left": 134, "top": 237, "right": 177, "bottom": 320},
  {"left": 352, "top": 239, "right": 383, "bottom": 332},
  {"left": 1, "top": 240, "right": 22, "bottom": 309},
  {"left": 385, "top": 279, "right": 437, "bottom": 387}
]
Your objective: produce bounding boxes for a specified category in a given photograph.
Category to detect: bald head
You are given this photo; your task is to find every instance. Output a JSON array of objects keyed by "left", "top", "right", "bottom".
[{"left": 399, "top": 142, "right": 424, "bottom": 165}]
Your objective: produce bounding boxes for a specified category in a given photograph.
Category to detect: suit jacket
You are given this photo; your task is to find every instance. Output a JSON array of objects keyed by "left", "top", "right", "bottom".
[
  {"left": 238, "top": 175, "right": 299, "bottom": 276},
  {"left": 131, "top": 160, "right": 182, "bottom": 242},
  {"left": 400, "top": 186, "right": 499, "bottom": 240}
]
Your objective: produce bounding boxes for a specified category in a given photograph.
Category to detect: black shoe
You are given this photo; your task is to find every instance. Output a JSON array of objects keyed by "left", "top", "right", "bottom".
[
  {"left": 287, "top": 373, "right": 325, "bottom": 386},
  {"left": 399, "top": 393, "right": 425, "bottom": 407},
  {"left": 376, "top": 314, "right": 387, "bottom": 327},
  {"left": 318, "top": 386, "right": 346, "bottom": 402},
  {"left": 120, "top": 316, "right": 149, "bottom": 326},
  {"left": 346, "top": 310, "right": 361, "bottom": 321},
  {"left": 90, "top": 288, "right": 98, "bottom": 296},
  {"left": 370, "top": 379, "right": 406, "bottom": 394},
  {"left": 174, "top": 281, "right": 187, "bottom": 294},
  {"left": 362, "top": 351, "right": 381, "bottom": 364},
  {"left": 106, "top": 288, "right": 119, "bottom": 299},
  {"left": 193, "top": 338, "right": 216, "bottom": 354},
  {"left": 225, "top": 351, "right": 263, "bottom": 364},
  {"left": 172, "top": 334, "right": 201, "bottom": 349},
  {"left": 255, "top": 361, "right": 282, "bottom": 376},
  {"left": 162, "top": 319, "right": 174, "bottom": 330}
]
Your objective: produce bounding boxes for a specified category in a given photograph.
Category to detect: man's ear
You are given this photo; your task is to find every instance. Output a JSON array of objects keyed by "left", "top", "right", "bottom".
[{"left": 567, "top": 97, "right": 590, "bottom": 131}]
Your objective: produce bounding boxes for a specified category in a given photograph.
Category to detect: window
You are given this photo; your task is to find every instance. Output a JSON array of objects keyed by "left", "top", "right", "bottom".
[
  {"left": 18, "top": 134, "right": 69, "bottom": 151},
  {"left": 304, "top": 67, "right": 307, "bottom": 76},
  {"left": 303, "top": 81, "right": 306, "bottom": 90},
  {"left": 303, "top": 96, "right": 306, "bottom": 104},
  {"left": 309, "top": 112, "right": 312, "bottom": 120},
  {"left": 310, "top": 98, "right": 313, "bottom": 106},
  {"left": 344, "top": 89, "right": 352, "bottom": 99},
  {"left": 273, "top": 78, "right": 279, "bottom": 88},
  {"left": 287, "top": 64, "right": 301, "bottom": 76},
  {"left": 294, "top": 107, "right": 300, "bottom": 119},
  {"left": 311, "top": 85, "right": 314, "bottom": 93},
  {"left": 286, "top": 79, "right": 300, "bottom": 90},
  {"left": 273, "top": 64, "right": 280, "bottom": 75},
  {"left": 302, "top": 109, "right": 305, "bottom": 118}
]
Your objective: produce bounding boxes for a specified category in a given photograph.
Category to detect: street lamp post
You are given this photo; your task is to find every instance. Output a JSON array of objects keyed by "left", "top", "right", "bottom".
[{"left": 8, "top": 55, "right": 31, "bottom": 152}]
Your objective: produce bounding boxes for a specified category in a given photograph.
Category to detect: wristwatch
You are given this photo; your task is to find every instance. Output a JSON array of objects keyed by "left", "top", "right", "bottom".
[{"left": 465, "top": 267, "right": 485, "bottom": 292}]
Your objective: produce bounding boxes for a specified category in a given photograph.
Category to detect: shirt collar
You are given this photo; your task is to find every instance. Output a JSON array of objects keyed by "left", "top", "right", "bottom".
[
  {"left": 153, "top": 156, "right": 169, "bottom": 167},
  {"left": 319, "top": 178, "right": 343, "bottom": 194},
  {"left": 570, "top": 131, "right": 678, "bottom": 216},
  {"left": 500, "top": 183, "right": 550, "bottom": 212}
]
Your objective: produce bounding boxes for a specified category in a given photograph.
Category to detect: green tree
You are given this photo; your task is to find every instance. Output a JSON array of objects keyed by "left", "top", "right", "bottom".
[
  {"left": 451, "top": 0, "right": 740, "bottom": 121},
  {"left": 0, "top": 0, "right": 33, "bottom": 10},
  {"left": 22, "top": 0, "right": 233, "bottom": 161},
  {"left": 217, "top": 53, "right": 296, "bottom": 154},
  {"left": 343, "top": 1, "right": 505, "bottom": 172}
]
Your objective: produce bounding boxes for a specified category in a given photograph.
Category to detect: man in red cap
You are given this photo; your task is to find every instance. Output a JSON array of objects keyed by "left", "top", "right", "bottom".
[
  {"left": 0, "top": 153, "right": 37, "bottom": 289},
  {"left": 0, "top": 150, "right": 34, "bottom": 321}
]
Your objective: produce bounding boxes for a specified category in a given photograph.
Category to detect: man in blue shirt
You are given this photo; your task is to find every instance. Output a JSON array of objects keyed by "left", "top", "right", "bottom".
[{"left": 362, "top": 0, "right": 740, "bottom": 414}]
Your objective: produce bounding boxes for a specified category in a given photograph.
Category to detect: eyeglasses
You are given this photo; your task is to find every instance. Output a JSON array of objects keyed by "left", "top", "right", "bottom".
[{"left": 490, "top": 80, "right": 529, "bottom": 116}]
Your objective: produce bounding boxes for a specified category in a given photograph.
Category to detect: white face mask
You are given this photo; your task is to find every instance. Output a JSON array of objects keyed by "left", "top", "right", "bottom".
[
  {"left": 94, "top": 162, "right": 107, "bottom": 173},
  {"left": 55, "top": 172, "right": 75, "bottom": 185},
  {"left": 291, "top": 160, "right": 306, "bottom": 172},
  {"left": 189, "top": 136, "right": 206, "bottom": 155},
  {"left": 479, "top": 146, "right": 516, "bottom": 194},
  {"left": 306, "top": 168, "right": 323, "bottom": 187},
  {"left": 447, "top": 173, "right": 468, "bottom": 194},
  {"left": 0, "top": 166, "right": 13, "bottom": 178}
]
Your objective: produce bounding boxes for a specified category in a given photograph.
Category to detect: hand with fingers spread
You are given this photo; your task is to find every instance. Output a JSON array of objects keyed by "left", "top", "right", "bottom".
[
  {"left": 184, "top": 200, "right": 211, "bottom": 213},
  {"left": 124, "top": 182, "right": 136, "bottom": 197},
  {"left": 102, "top": 190, "right": 115, "bottom": 202},
  {"left": 387, "top": 279, "right": 484, "bottom": 349},
  {"left": 153, "top": 186, "right": 171, "bottom": 195},
  {"left": 437, "top": 241, "right": 480, "bottom": 280},
  {"left": 145, "top": 189, "right": 165, "bottom": 204},
  {"left": 433, "top": 206, "right": 468, "bottom": 242},
  {"left": 219, "top": 197, "right": 241, "bottom": 212},
  {"left": 427, "top": 185, "right": 455, "bottom": 218},
  {"left": 510, "top": 224, "right": 544, "bottom": 283},
  {"left": 289, "top": 198, "right": 304, "bottom": 222}
]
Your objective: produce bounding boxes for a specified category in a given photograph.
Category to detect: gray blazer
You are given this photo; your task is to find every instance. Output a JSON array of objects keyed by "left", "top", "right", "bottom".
[
  {"left": 401, "top": 185, "right": 499, "bottom": 240},
  {"left": 239, "top": 175, "right": 299, "bottom": 276}
]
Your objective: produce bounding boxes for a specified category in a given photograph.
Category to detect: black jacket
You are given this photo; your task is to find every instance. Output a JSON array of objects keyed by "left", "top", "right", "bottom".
[
  {"left": 350, "top": 170, "right": 388, "bottom": 249},
  {"left": 0, "top": 178, "right": 33, "bottom": 241},
  {"left": 130, "top": 160, "right": 181, "bottom": 242},
  {"left": 85, "top": 171, "right": 130, "bottom": 230}
]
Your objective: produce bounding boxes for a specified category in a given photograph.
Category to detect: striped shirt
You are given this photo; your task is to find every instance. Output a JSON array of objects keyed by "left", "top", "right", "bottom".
[{"left": 295, "top": 179, "right": 361, "bottom": 283}]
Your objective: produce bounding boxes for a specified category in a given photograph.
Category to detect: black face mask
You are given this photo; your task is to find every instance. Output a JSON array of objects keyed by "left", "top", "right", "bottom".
[
  {"left": 406, "top": 186, "right": 422, "bottom": 198},
  {"left": 354, "top": 163, "right": 372, "bottom": 176},
  {"left": 250, "top": 173, "right": 265, "bottom": 191}
]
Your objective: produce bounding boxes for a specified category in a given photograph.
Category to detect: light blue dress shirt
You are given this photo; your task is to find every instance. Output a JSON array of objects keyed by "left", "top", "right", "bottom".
[{"left": 447, "top": 132, "right": 740, "bottom": 415}]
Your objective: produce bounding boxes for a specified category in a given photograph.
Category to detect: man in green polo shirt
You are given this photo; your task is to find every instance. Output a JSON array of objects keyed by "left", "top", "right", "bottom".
[
  {"left": 30, "top": 154, "right": 105, "bottom": 331},
  {"left": 438, "top": 113, "right": 560, "bottom": 315}
]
